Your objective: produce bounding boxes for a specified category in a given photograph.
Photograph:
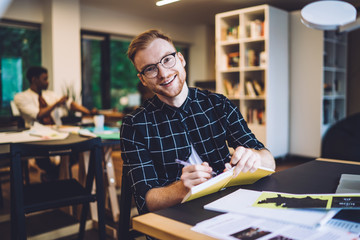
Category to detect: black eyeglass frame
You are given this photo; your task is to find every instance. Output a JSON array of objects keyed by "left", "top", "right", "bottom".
[{"left": 139, "top": 52, "right": 177, "bottom": 78}]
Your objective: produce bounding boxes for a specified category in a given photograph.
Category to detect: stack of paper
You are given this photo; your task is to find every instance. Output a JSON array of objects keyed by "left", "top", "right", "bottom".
[
  {"left": 192, "top": 212, "right": 360, "bottom": 240},
  {"left": 336, "top": 174, "right": 360, "bottom": 194},
  {"left": 204, "top": 189, "right": 341, "bottom": 228}
]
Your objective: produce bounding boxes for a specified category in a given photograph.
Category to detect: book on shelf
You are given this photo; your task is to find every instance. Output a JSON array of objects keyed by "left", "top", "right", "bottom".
[
  {"left": 252, "top": 80, "right": 263, "bottom": 96},
  {"left": 246, "top": 81, "right": 257, "bottom": 97},
  {"left": 182, "top": 166, "right": 274, "bottom": 203},
  {"left": 259, "top": 51, "right": 266, "bottom": 66},
  {"left": 246, "top": 107, "right": 265, "bottom": 125},
  {"left": 223, "top": 79, "right": 232, "bottom": 96},
  {"left": 224, "top": 79, "right": 240, "bottom": 97},
  {"left": 245, "top": 49, "right": 259, "bottom": 67},
  {"left": 246, "top": 20, "right": 264, "bottom": 38}
]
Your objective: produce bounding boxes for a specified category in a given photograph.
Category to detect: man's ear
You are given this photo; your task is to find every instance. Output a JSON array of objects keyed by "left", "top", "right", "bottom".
[
  {"left": 30, "top": 76, "right": 36, "bottom": 84},
  {"left": 137, "top": 73, "right": 147, "bottom": 87},
  {"left": 177, "top": 52, "right": 186, "bottom": 67}
]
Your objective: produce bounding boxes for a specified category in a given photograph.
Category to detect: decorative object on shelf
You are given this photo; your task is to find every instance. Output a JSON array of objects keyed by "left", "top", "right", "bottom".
[
  {"left": 250, "top": 20, "right": 264, "bottom": 38},
  {"left": 259, "top": 51, "right": 266, "bottom": 66},
  {"left": 227, "top": 52, "right": 240, "bottom": 68}
]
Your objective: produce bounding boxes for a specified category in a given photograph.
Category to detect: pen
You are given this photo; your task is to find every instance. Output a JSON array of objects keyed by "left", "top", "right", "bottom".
[
  {"left": 316, "top": 209, "right": 340, "bottom": 228},
  {"left": 175, "top": 159, "right": 217, "bottom": 176}
]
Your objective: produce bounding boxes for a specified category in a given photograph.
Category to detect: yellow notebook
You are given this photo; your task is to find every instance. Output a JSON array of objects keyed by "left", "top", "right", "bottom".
[{"left": 181, "top": 166, "right": 274, "bottom": 203}]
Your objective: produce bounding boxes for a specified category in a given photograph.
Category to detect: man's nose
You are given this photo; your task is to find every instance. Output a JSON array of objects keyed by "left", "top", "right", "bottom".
[{"left": 157, "top": 63, "right": 169, "bottom": 78}]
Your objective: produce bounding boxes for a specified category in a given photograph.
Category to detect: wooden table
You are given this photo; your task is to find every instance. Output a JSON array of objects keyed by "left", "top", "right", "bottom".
[{"left": 132, "top": 158, "right": 360, "bottom": 240}]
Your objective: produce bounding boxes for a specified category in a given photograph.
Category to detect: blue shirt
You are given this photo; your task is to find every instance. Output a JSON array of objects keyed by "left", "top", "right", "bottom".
[{"left": 120, "top": 88, "right": 265, "bottom": 214}]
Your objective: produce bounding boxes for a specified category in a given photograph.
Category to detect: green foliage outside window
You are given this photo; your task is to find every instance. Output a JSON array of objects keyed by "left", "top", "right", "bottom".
[
  {"left": 81, "top": 39, "right": 102, "bottom": 109},
  {"left": 110, "top": 39, "right": 139, "bottom": 111},
  {"left": 0, "top": 24, "right": 41, "bottom": 116}
]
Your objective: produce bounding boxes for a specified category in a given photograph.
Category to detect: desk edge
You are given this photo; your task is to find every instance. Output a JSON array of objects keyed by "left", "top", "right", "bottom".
[
  {"left": 132, "top": 213, "right": 216, "bottom": 240},
  {"left": 316, "top": 158, "right": 360, "bottom": 165}
]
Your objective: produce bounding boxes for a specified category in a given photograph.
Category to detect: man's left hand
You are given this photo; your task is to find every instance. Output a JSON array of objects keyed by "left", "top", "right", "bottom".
[{"left": 227, "top": 146, "right": 261, "bottom": 177}]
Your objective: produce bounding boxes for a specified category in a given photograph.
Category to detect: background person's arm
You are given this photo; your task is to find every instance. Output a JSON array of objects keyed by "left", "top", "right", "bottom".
[
  {"left": 70, "top": 101, "right": 98, "bottom": 115},
  {"left": 37, "top": 96, "right": 67, "bottom": 120}
]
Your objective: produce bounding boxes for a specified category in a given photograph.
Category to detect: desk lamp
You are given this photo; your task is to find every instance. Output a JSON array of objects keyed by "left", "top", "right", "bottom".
[{"left": 301, "top": 0, "right": 359, "bottom": 32}]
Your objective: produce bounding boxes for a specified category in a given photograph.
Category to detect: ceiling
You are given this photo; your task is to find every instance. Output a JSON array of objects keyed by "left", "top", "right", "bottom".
[{"left": 81, "top": 0, "right": 360, "bottom": 26}]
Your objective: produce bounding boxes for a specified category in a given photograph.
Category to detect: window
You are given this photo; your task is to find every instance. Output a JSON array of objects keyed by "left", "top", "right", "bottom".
[
  {"left": 81, "top": 31, "right": 189, "bottom": 112},
  {"left": 0, "top": 20, "right": 41, "bottom": 117}
]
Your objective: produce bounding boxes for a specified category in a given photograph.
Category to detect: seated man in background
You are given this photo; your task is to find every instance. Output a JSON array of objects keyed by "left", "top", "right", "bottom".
[
  {"left": 120, "top": 29, "right": 275, "bottom": 215},
  {"left": 14, "top": 66, "right": 97, "bottom": 128},
  {"left": 14, "top": 66, "right": 97, "bottom": 181}
]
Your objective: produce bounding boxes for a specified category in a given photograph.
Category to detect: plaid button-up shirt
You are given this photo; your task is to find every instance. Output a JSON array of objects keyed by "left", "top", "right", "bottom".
[{"left": 120, "top": 88, "right": 265, "bottom": 214}]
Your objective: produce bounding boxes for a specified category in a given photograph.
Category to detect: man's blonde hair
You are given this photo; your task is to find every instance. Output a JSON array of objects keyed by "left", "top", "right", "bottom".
[{"left": 127, "top": 29, "right": 174, "bottom": 66}]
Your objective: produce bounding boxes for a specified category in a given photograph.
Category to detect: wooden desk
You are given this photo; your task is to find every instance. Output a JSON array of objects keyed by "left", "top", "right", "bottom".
[{"left": 132, "top": 158, "right": 360, "bottom": 240}]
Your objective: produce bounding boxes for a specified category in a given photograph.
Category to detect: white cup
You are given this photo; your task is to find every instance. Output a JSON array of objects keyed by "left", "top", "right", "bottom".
[{"left": 93, "top": 115, "right": 104, "bottom": 129}]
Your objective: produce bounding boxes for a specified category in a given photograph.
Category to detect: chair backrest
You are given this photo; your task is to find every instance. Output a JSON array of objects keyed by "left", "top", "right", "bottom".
[
  {"left": 118, "top": 166, "right": 142, "bottom": 240},
  {"left": 10, "top": 136, "right": 106, "bottom": 239},
  {"left": 321, "top": 112, "right": 360, "bottom": 161},
  {"left": 118, "top": 166, "right": 133, "bottom": 240},
  {"left": 10, "top": 100, "right": 20, "bottom": 117}
]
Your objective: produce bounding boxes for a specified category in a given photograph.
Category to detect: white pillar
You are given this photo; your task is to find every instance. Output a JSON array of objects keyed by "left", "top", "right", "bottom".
[{"left": 42, "top": 0, "right": 81, "bottom": 102}]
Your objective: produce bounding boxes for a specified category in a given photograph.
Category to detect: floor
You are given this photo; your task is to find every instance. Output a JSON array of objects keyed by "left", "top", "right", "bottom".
[{"left": 0, "top": 155, "right": 312, "bottom": 240}]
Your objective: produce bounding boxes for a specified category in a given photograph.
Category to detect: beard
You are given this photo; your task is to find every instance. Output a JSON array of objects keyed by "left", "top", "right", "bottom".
[{"left": 151, "top": 69, "right": 187, "bottom": 99}]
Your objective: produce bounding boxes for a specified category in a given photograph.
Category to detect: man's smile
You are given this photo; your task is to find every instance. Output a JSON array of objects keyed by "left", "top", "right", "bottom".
[{"left": 160, "top": 74, "right": 176, "bottom": 86}]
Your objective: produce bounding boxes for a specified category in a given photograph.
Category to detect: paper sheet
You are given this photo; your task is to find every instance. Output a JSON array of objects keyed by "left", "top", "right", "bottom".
[
  {"left": 204, "top": 189, "right": 340, "bottom": 228},
  {"left": 0, "top": 123, "right": 69, "bottom": 143},
  {"left": 192, "top": 212, "right": 360, "bottom": 240}
]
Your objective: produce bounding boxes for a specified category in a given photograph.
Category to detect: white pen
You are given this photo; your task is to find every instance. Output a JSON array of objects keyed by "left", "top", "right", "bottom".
[
  {"left": 175, "top": 159, "right": 217, "bottom": 176},
  {"left": 316, "top": 209, "right": 340, "bottom": 228}
]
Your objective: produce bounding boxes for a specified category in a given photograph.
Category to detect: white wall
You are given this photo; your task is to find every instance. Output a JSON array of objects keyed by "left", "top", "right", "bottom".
[
  {"left": 2, "top": 0, "right": 43, "bottom": 23},
  {"left": 42, "top": 0, "right": 82, "bottom": 99},
  {"left": 289, "top": 11, "right": 323, "bottom": 157},
  {"left": 3, "top": 0, "right": 213, "bottom": 92}
]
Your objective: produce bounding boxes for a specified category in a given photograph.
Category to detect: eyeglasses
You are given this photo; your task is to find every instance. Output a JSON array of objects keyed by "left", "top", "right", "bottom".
[{"left": 139, "top": 52, "right": 177, "bottom": 78}]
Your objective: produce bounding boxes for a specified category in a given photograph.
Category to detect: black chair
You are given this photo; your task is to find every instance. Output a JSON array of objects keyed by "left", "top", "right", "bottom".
[
  {"left": 10, "top": 136, "right": 106, "bottom": 240},
  {"left": 118, "top": 166, "right": 143, "bottom": 240},
  {"left": 321, "top": 112, "right": 360, "bottom": 161}
]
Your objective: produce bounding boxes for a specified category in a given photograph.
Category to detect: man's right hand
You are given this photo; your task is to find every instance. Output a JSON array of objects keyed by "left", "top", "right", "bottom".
[
  {"left": 180, "top": 162, "right": 213, "bottom": 189},
  {"left": 145, "top": 162, "right": 214, "bottom": 212}
]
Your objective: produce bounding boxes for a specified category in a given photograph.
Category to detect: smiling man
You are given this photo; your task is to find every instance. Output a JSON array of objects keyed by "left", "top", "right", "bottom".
[{"left": 120, "top": 29, "right": 275, "bottom": 215}]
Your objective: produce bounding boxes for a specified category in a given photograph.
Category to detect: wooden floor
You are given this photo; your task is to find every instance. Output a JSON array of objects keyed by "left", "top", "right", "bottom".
[{"left": 0, "top": 155, "right": 312, "bottom": 239}]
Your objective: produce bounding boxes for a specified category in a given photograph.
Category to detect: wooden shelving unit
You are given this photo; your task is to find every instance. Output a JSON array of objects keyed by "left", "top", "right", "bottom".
[{"left": 215, "top": 5, "right": 289, "bottom": 157}]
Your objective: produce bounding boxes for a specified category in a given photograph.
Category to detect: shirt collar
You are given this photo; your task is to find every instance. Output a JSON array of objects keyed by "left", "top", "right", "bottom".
[{"left": 152, "top": 88, "right": 196, "bottom": 117}]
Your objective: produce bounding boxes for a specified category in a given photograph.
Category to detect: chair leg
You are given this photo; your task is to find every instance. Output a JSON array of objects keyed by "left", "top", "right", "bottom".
[
  {"left": 78, "top": 202, "right": 90, "bottom": 240},
  {"left": 11, "top": 154, "right": 27, "bottom": 240},
  {"left": 22, "top": 160, "right": 30, "bottom": 185},
  {"left": 94, "top": 146, "right": 106, "bottom": 240},
  {"left": 118, "top": 172, "right": 132, "bottom": 240},
  {"left": 0, "top": 181, "right": 3, "bottom": 207}
]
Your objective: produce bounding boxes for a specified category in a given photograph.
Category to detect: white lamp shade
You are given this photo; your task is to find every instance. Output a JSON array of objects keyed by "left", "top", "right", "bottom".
[{"left": 301, "top": 0, "right": 356, "bottom": 30}]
